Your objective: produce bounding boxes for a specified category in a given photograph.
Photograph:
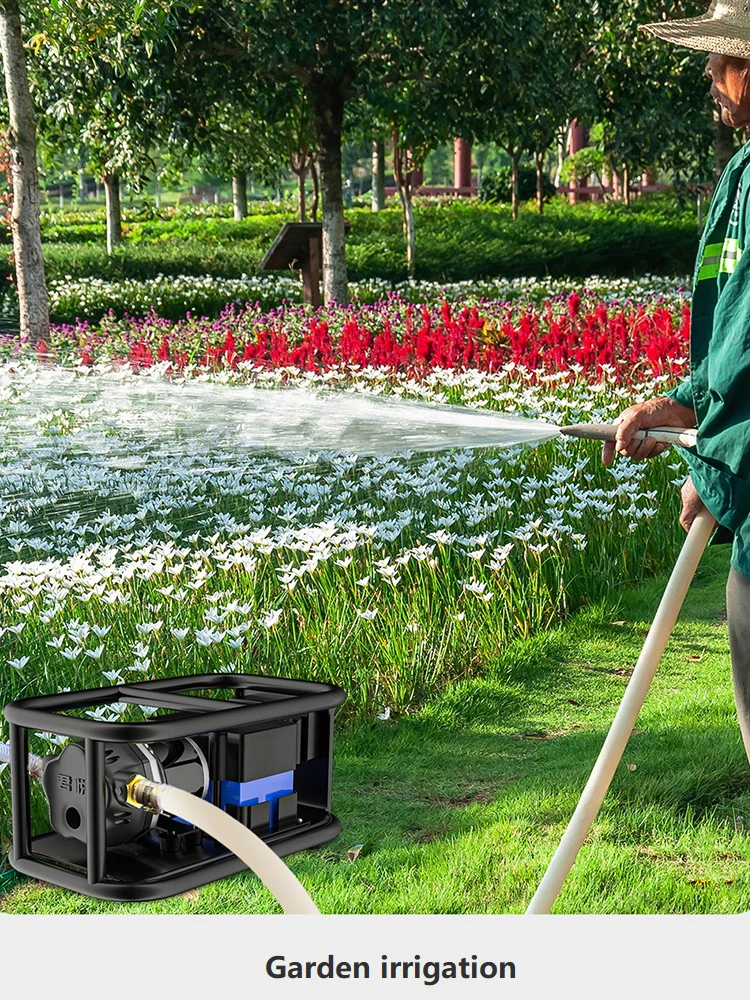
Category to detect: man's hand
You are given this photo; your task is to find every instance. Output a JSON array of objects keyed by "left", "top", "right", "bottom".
[
  {"left": 602, "top": 396, "right": 697, "bottom": 466},
  {"left": 680, "top": 476, "right": 707, "bottom": 532}
]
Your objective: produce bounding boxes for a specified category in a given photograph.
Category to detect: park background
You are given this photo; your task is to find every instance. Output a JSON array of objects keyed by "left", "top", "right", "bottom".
[{"left": 0, "top": 0, "right": 748, "bottom": 915}]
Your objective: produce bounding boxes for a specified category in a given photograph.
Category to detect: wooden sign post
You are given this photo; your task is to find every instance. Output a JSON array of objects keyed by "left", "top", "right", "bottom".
[{"left": 260, "top": 221, "right": 350, "bottom": 308}]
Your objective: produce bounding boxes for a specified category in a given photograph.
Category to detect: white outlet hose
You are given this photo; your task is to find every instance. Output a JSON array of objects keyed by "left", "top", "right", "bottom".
[
  {"left": 128, "top": 777, "right": 319, "bottom": 914},
  {"left": 526, "top": 508, "right": 716, "bottom": 913},
  {"left": 0, "top": 740, "right": 44, "bottom": 779}
]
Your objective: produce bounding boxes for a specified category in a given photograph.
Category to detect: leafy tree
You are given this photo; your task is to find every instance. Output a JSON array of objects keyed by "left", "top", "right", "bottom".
[
  {"left": 170, "top": 1, "right": 537, "bottom": 302},
  {"left": 457, "top": 1, "right": 592, "bottom": 219},
  {"left": 0, "top": 0, "right": 187, "bottom": 341},
  {"left": 589, "top": 0, "right": 714, "bottom": 199},
  {"left": 31, "top": 8, "right": 180, "bottom": 251},
  {"left": 194, "top": 105, "right": 288, "bottom": 220}
]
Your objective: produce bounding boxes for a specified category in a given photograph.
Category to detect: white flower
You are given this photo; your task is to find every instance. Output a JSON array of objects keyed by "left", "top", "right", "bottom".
[
  {"left": 136, "top": 620, "right": 162, "bottom": 634},
  {"left": 60, "top": 646, "right": 82, "bottom": 660},
  {"left": 170, "top": 627, "right": 190, "bottom": 640},
  {"left": 85, "top": 705, "right": 111, "bottom": 721},
  {"left": 84, "top": 645, "right": 105, "bottom": 660},
  {"left": 194, "top": 627, "right": 225, "bottom": 646},
  {"left": 427, "top": 529, "right": 454, "bottom": 545},
  {"left": 102, "top": 669, "right": 124, "bottom": 683},
  {"left": 376, "top": 707, "right": 391, "bottom": 721},
  {"left": 528, "top": 542, "right": 550, "bottom": 554},
  {"left": 204, "top": 608, "right": 229, "bottom": 624},
  {"left": 92, "top": 624, "right": 112, "bottom": 637},
  {"left": 461, "top": 580, "right": 493, "bottom": 601},
  {"left": 132, "top": 641, "right": 150, "bottom": 658},
  {"left": 489, "top": 543, "right": 514, "bottom": 569},
  {"left": 259, "top": 609, "right": 283, "bottom": 628},
  {"left": 7, "top": 656, "right": 30, "bottom": 670},
  {"left": 35, "top": 731, "right": 67, "bottom": 746},
  {"left": 356, "top": 608, "right": 378, "bottom": 621}
]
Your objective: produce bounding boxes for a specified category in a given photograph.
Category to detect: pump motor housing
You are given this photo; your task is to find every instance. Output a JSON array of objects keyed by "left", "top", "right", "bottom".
[{"left": 3, "top": 673, "right": 345, "bottom": 901}]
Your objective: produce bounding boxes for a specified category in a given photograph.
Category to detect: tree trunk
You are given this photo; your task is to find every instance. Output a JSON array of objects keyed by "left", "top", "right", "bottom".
[
  {"left": 296, "top": 170, "right": 306, "bottom": 222},
  {"left": 622, "top": 162, "right": 630, "bottom": 206},
  {"left": 392, "top": 132, "right": 416, "bottom": 276},
  {"left": 0, "top": 0, "right": 49, "bottom": 342},
  {"left": 714, "top": 108, "right": 735, "bottom": 180},
  {"left": 554, "top": 125, "right": 570, "bottom": 189},
  {"left": 535, "top": 151, "right": 544, "bottom": 214},
  {"left": 103, "top": 171, "right": 122, "bottom": 254},
  {"left": 78, "top": 164, "right": 87, "bottom": 201},
  {"left": 371, "top": 138, "right": 385, "bottom": 211},
  {"left": 309, "top": 155, "right": 319, "bottom": 222},
  {"left": 291, "top": 154, "right": 308, "bottom": 222},
  {"left": 232, "top": 171, "right": 248, "bottom": 219},
  {"left": 404, "top": 189, "right": 415, "bottom": 276},
  {"left": 311, "top": 78, "right": 349, "bottom": 304},
  {"left": 155, "top": 178, "right": 161, "bottom": 209},
  {"left": 510, "top": 149, "right": 520, "bottom": 221}
]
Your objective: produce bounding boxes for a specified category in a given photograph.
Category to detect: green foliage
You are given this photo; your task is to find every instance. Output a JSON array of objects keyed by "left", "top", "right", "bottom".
[
  {"left": 589, "top": 1, "right": 714, "bottom": 181},
  {"left": 560, "top": 146, "right": 607, "bottom": 186},
  {"left": 478, "top": 165, "right": 556, "bottom": 204},
  {"left": 1, "top": 197, "right": 700, "bottom": 312}
]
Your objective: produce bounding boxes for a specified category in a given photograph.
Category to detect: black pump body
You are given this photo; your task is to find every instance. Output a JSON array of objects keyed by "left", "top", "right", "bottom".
[{"left": 3, "top": 674, "right": 345, "bottom": 901}]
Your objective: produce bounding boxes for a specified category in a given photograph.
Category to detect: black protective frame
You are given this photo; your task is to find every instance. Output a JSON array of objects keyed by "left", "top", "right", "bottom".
[{"left": 3, "top": 673, "right": 345, "bottom": 901}]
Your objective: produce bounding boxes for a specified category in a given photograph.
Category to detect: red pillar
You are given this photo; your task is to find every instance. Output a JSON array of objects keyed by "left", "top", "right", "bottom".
[
  {"left": 640, "top": 168, "right": 657, "bottom": 196},
  {"left": 568, "top": 120, "right": 587, "bottom": 204},
  {"left": 453, "top": 138, "right": 472, "bottom": 192}
]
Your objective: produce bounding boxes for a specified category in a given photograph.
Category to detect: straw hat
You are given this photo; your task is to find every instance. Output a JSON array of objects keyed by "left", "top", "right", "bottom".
[{"left": 641, "top": 2, "right": 750, "bottom": 58}]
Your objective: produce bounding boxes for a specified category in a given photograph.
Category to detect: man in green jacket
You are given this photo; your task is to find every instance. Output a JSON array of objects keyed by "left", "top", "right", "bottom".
[{"left": 606, "top": 4, "right": 750, "bottom": 763}]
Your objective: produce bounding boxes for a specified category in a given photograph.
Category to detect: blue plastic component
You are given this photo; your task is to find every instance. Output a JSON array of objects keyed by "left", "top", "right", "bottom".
[
  {"left": 170, "top": 771, "right": 295, "bottom": 830},
  {"left": 221, "top": 770, "right": 295, "bottom": 808}
]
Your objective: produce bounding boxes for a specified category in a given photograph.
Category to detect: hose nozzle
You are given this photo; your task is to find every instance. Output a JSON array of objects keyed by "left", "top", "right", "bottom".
[{"left": 560, "top": 423, "right": 697, "bottom": 448}]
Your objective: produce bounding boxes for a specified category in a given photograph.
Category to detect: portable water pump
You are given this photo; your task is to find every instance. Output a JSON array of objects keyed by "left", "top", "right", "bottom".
[{"left": 3, "top": 673, "right": 345, "bottom": 902}]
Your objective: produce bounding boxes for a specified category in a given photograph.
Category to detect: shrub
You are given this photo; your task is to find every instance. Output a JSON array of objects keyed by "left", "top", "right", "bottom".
[
  {"left": 0, "top": 196, "right": 702, "bottom": 319},
  {"left": 478, "top": 165, "right": 556, "bottom": 204}
]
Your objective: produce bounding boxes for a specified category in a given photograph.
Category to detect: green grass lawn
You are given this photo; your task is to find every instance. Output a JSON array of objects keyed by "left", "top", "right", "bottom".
[{"left": 2, "top": 547, "right": 748, "bottom": 915}]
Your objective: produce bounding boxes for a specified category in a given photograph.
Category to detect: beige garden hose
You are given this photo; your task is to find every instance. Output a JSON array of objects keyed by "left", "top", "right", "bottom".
[
  {"left": 526, "top": 507, "right": 716, "bottom": 914},
  {"left": 560, "top": 423, "right": 699, "bottom": 448},
  {"left": 127, "top": 776, "right": 320, "bottom": 914}
]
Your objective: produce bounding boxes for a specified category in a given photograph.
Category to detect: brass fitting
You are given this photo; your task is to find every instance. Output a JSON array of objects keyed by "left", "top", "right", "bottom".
[{"left": 126, "top": 774, "right": 163, "bottom": 813}]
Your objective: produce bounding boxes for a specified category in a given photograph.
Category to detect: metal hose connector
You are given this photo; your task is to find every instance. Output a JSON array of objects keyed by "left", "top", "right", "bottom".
[{"left": 126, "top": 774, "right": 164, "bottom": 813}]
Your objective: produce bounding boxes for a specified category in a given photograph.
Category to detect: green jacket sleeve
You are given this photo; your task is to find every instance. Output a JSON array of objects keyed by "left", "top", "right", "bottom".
[
  {"left": 684, "top": 247, "right": 750, "bottom": 533},
  {"left": 665, "top": 379, "right": 694, "bottom": 410}
]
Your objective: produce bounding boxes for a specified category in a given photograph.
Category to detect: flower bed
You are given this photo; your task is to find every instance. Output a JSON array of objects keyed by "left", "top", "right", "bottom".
[
  {"left": 0, "top": 353, "right": 687, "bottom": 729},
  {"left": 12, "top": 288, "right": 691, "bottom": 384}
]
